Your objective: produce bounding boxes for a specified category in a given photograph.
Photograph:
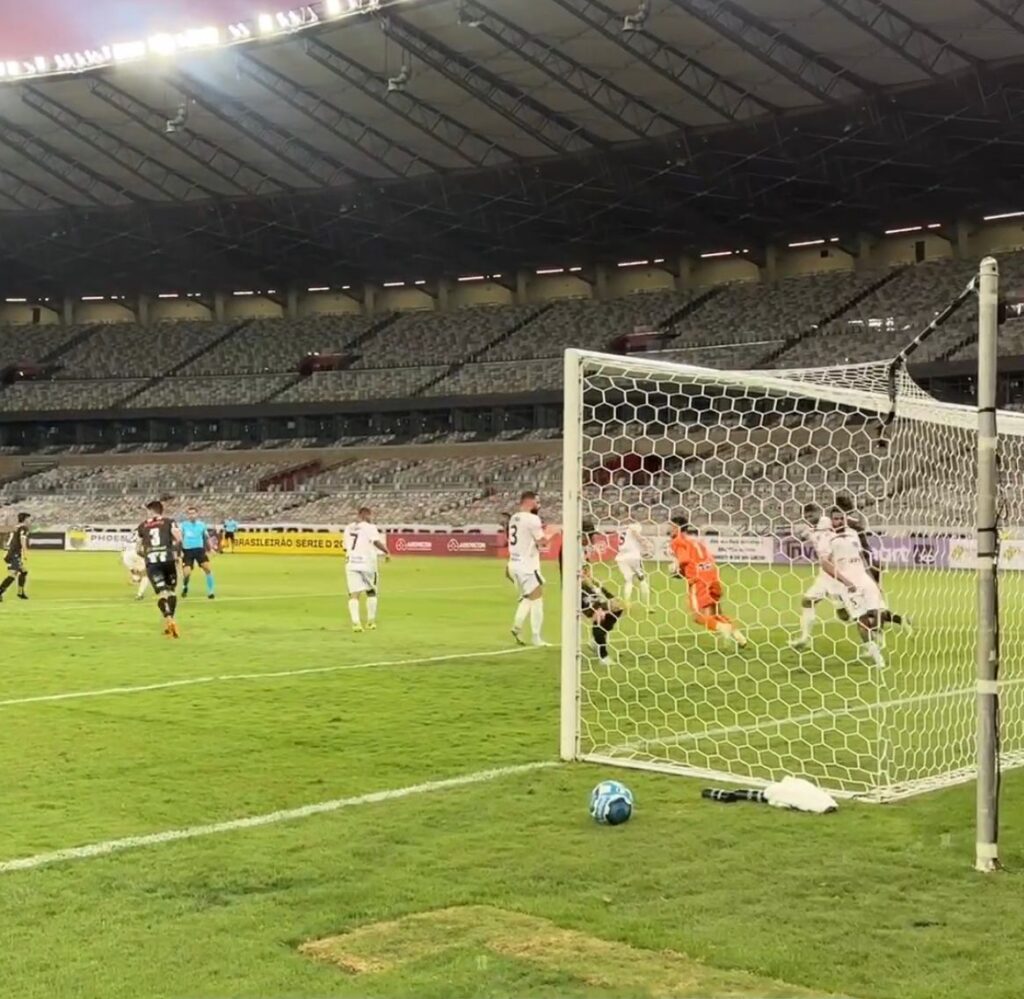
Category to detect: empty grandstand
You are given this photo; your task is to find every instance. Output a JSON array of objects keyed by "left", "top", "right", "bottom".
[{"left": 0, "top": 0, "right": 1022, "bottom": 531}]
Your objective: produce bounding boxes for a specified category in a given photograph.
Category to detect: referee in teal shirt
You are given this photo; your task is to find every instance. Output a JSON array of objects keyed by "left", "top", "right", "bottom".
[{"left": 180, "top": 506, "right": 216, "bottom": 599}]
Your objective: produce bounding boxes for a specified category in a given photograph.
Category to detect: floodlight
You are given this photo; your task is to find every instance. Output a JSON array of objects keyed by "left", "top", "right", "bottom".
[
  {"left": 623, "top": 0, "right": 649, "bottom": 31},
  {"left": 258, "top": 14, "right": 275, "bottom": 34},
  {"left": 112, "top": 41, "right": 147, "bottom": 62},
  {"left": 148, "top": 34, "right": 177, "bottom": 57},
  {"left": 387, "top": 64, "right": 411, "bottom": 92},
  {"left": 457, "top": 1, "right": 483, "bottom": 27}
]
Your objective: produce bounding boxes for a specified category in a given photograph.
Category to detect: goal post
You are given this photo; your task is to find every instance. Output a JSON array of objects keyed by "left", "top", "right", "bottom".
[
  {"left": 560, "top": 347, "right": 583, "bottom": 763},
  {"left": 560, "top": 262, "right": 1022, "bottom": 820},
  {"left": 976, "top": 256, "right": 1000, "bottom": 871}
]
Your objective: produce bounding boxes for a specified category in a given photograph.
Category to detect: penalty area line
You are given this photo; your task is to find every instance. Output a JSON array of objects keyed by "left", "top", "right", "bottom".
[
  {"left": 0, "top": 760, "right": 558, "bottom": 875},
  {"left": 0, "top": 645, "right": 551, "bottom": 710}
]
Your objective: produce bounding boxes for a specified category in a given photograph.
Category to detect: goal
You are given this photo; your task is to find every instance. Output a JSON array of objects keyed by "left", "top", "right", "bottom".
[{"left": 559, "top": 272, "right": 1024, "bottom": 810}]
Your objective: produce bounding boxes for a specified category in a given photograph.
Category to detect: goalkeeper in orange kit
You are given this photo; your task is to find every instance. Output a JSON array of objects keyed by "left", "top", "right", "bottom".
[{"left": 669, "top": 515, "right": 748, "bottom": 648}]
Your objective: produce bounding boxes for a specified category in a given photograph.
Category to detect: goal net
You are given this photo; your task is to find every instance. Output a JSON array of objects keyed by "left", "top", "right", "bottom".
[{"left": 559, "top": 348, "right": 1024, "bottom": 801}]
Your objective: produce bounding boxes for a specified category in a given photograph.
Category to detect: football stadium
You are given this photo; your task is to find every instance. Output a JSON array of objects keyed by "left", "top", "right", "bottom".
[{"left": 2, "top": 1, "right": 1024, "bottom": 996}]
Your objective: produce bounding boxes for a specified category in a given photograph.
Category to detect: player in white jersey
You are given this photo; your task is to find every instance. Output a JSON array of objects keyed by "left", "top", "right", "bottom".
[
  {"left": 791, "top": 503, "right": 846, "bottom": 648},
  {"left": 121, "top": 538, "right": 149, "bottom": 600},
  {"left": 345, "top": 507, "right": 389, "bottom": 632},
  {"left": 835, "top": 492, "right": 909, "bottom": 632},
  {"left": 615, "top": 521, "right": 652, "bottom": 607},
  {"left": 822, "top": 507, "right": 887, "bottom": 667},
  {"left": 507, "top": 490, "right": 552, "bottom": 647}
]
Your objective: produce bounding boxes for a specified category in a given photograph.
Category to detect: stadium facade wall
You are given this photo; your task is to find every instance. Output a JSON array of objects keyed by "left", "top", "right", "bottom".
[
  {"left": 448, "top": 281, "right": 514, "bottom": 309},
  {"left": 689, "top": 255, "right": 759, "bottom": 287},
  {"left": 224, "top": 296, "right": 282, "bottom": 321},
  {"left": 75, "top": 301, "right": 135, "bottom": 324},
  {"left": 300, "top": 292, "right": 363, "bottom": 316},
  {"left": 873, "top": 232, "right": 953, "bottom": 267},
  {"left": 5, "top": 223, "right": 1024, "bottom": 329},
  {"left": 376, "top": 287, "right": 435, "bottom": 313},
  {"left": 150, "top": 299, "right": 212, "bottom": 323},
  {"left": 529, "top": 274, "right": 592, "bottom": 302},
  {"left": 777, "top": 245, "right": 855, "bottom": 279},
  {"left": 606, "top": 267, "right": 675, "bottom": 298}
]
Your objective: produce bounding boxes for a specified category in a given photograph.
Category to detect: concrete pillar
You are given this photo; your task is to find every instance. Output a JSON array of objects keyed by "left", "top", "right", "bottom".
[
  {"left": 515, "top": 270, "right": 530, "bottom": 305},
  {"left": 674, "top": 254, "right": 693, "bottom": 292},
  {"left": 136, "top": 294, "right": 151, "bottom": 326},
  {"left": 213, "top": 291, "right": 226, "bottom": 322},
  {"left": 363, "top": 284, "right": 377, "bottom": 315},
  {"left": 760, "top": 244, "right": 778, "bottom": 285},
  {"left": 286, "top": 286, "right": 300, "bottom": 320},
  {"left": 594, "top": 264, "right": 610, "bottom": 301},
  {"left": 62, "top": 296, "right": 75, "bottom": 325},
  {"left": 437, "top": 278, "right": 451, "bottom": 312},
  {"left": 954, "top": 219, "right": 971, "bottom": 259},
  {"left": 855, "top": 232, "right": 875, "bottom": 272}
]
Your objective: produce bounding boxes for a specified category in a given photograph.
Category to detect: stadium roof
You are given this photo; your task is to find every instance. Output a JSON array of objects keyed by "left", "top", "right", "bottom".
[{"left": 1, "top": 0, "right": 1024, "bottom": 296}]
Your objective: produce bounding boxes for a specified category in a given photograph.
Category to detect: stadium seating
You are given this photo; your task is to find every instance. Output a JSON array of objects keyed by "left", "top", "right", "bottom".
[
  {"left": 669, "top": 271, "right": 876, "bottom": 347},
  {"left": 4, "top": 250, "right": 1024, "bottom": 419},
  {"left": 350, "top": 304, "right": 540, "bottom": 367},
  {"left": 274, "top": 366, "right": 446, "bottom": 403},
  {"left": 53, "top": 321, "right": 235, "bottom": 378},
  {"left": 140, "top": 374, "right": 295, "bottom": 407},
  {"left": 0, "top": 324, "right": 92, "bottom": 365},
  {"left": 179, "top": 315, "right": 379, "bottom": 375},
  {"left": 1, "top": 453, "right": 562, "bottom": 527},
  {"left": 422, "top": 359, "right": 560, "bottom": 396},
  {"left": 476, "top": 292, "right": 691, "bottom": 362},
  {"left": 0, "top": 378, "right": 148, "bottom": 411}
]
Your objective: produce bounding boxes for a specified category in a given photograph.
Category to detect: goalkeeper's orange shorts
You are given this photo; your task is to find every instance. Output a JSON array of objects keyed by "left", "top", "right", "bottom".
[{"left": 688, "top": 578, "right": 723, "bottom": 613}]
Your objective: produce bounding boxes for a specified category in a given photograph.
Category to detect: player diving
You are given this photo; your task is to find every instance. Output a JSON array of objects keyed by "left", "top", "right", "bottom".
[{"left": 669, "top": 514, "right": 748, "bottom": 648}]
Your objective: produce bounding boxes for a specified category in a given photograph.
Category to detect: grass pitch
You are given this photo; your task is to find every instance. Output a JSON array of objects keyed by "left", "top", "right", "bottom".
[{"left": 1, "top": 552, "right": 1022, "bottom": 999}]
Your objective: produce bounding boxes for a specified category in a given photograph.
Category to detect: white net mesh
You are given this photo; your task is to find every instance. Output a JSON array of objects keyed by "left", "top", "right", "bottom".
[{"left": 564, "top": 352, "right": 1024, "bottom": 800}]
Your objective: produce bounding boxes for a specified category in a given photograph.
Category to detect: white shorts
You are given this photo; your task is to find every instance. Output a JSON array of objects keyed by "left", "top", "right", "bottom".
[
  {"left": 510, "top": 567, "right": 544, "bottom": 598},
  {"left": 122, "top": 550, "right": 144, "bottom": 575},
  {"left": 806, "top": 570, "right": 845, "bottom": 603},
  {"left": 346, "top": 567, "right": 379, "bottom": 595},
  {"left": 840, "top": 577, "right": 886, "bottom": 619},
  {"left": 616, "top": 557, "right": 645, "bottom": 582}
]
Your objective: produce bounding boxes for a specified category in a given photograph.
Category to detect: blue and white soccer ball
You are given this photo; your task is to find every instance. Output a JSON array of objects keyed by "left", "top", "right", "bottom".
[{"left": 589, "top": 779, "right": 634, "bottom": 825}]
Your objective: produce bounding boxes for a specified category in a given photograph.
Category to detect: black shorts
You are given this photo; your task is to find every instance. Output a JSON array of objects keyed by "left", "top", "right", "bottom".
[
  {"left": 146, "top": 561, "right": 178, "bottom": 594},
  {"left": 183, "top": 548, "right": 209, "bottom": 569},
  {"left": 224, "top": 531, "right": 236, "bottom": 541},
  {"left": 5, "top": 555, "right": 23, "bottom": 574}
]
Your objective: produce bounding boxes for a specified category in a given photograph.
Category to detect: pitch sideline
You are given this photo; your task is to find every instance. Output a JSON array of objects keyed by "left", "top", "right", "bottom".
[{"left": 0, "top": 761, "right": 558, "bottom": 874}]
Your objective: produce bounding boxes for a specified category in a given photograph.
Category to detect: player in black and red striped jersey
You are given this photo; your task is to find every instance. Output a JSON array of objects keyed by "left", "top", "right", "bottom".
[
  {"left": 138, "top": 500, "right": 184, "bottom": 638},
  {"left": 559, "top": 517, "right": 626, "bottom": 665},
  {"left": 0, "top": 511, "right": 31, "bottom": 602}
]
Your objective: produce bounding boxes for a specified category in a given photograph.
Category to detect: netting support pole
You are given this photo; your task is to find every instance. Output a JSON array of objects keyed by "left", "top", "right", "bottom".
[
  {"left": 560, "top": 349, "right": 582, "bottom": 761},
  {"left": 976, "top": 256, "right": 1001, "bottom": 873}
]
